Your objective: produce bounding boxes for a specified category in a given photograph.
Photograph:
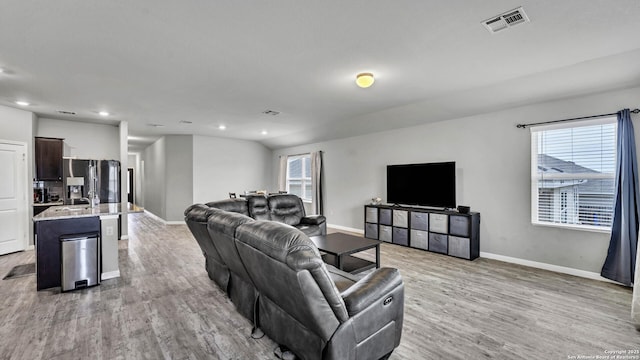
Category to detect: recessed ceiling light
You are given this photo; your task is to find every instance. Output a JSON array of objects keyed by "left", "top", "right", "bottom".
[
  {"left": 261, "top": 130, "right": 268, "bottom": 135},
  {"left": 0, "top": 68, "right": 4, "bottom": 73},
  {"left": 15, "top": 101, "right": 30, "bottom": 106},
  {"left": 218, "top": 125, "right": 226, "bottom": 130},
  {"left": 99, "top": 111, "right": 110, "bottom": 116}
]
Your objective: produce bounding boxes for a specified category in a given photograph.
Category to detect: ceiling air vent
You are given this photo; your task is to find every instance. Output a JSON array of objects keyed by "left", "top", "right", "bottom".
[
  {"left": 262, "top": 109, "right": 280, "bottom": 116},
  {"left": 483, "top": 7, "right": 529, "bottom": 33},
  {"left": 57, "top": 110, "right": 76, "bottom": 115}
]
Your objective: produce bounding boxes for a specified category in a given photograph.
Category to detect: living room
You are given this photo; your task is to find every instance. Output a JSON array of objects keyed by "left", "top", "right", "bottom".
[{"left": 1, "top": 2, "right": 640, "bottom": 359}]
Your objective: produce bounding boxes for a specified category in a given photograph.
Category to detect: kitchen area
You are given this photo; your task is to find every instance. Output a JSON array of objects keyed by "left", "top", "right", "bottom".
[{"left": 32, "top": 136, "right": 124, "bottom": 291}]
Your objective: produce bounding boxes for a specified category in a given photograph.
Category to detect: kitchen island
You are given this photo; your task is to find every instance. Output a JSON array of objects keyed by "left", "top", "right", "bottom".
[{"left": 33, "top": 203, "right": 124, "bottom": 290}]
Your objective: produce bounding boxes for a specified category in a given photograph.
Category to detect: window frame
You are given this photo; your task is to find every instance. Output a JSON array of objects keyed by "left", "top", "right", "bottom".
[
  {"left": 530, "top": 116, "right": 617, "bottom": 233},
  {"left": 286, "top": 154, "right": 312, "bottom": 202}
]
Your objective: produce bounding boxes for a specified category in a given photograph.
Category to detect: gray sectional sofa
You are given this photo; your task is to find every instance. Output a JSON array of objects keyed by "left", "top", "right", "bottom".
[
  {"left": 184, "top": 195, "right": 404, "bottom": 360},
  {"left": 207, "top": 193, "right": 327, "bottom": 237}
]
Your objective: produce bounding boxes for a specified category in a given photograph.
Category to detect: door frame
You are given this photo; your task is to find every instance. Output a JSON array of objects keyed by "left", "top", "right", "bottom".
[{"left": 0, "top": 140, "right": 29, "bottom": 254}]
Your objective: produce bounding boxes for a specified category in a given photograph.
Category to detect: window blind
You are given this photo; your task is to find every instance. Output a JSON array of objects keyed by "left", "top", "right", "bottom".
[{"left": 530, "top": 117, "right": 617, "bottom": 230}]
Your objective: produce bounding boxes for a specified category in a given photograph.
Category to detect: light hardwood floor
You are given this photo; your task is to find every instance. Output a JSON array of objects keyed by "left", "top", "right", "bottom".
[{"left": 0, "top": 212, "right": 638, "bottom": 359}]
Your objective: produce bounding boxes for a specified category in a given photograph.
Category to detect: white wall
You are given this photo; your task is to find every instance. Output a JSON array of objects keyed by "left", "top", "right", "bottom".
[
  {"left": 272, "top": 86, "right": 640, "bottom": 274},
  {"left": 36, "top": 118, "right": 119, "bottom": 159},
  {"left": 192, "top": 135, "right": 272, "bottom": 203}
]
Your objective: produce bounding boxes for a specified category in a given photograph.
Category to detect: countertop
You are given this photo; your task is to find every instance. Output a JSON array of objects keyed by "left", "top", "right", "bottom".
[
  {"left": 33, "top": 201, "right": 64, "bottom": 207},
  {"left": 33, "top": 203, "right": 124, "bottom": 221}
]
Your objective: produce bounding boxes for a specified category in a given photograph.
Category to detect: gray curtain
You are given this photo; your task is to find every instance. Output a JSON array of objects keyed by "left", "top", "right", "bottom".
[
  {"left": 310, "top": 151, "right": 323, "bottom": 215},
  {"left": 277, "top": 155, "right": 287, "bottom": 192},
  {"left": 601, "top": 109, "right": 639, "bottom": 287}
]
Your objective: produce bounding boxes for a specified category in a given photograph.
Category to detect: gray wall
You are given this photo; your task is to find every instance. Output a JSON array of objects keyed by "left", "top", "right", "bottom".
[
  {"left": 192, "top": 135, "right": 272, "bottom": 203},
  {"left": 272, "top": 86, "right": 640, "bottom": 274},
  {"left": 143, "top": 137, "right": 167, "bottom": 219},
  {"left": 0, "top": 105, "right": 36, "bottom": 245},
  {"left": 166, "top": 136, "right": 193, "bottom": 221},
  {"left": 142, "top": 134, "right": 271, "bottom": 221},
  {"left": 36, "top": 118, "right": 120, "bottom": 159}
]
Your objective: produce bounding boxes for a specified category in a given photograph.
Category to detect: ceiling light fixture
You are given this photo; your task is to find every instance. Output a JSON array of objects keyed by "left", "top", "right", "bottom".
[
  {"left": 15, "top": 100, "right": 30, "bottom": 106},
  {"left": 0, "top": 68, "right": 4, "bottom": 73},
  {"left": 356, "top": 73, "right": 375, "bottom": 88},
  {"left": 218, "top": 125, "right": 226, "bottom": 130},
  {"left": 261, "top": 130, "right": 268, "bottom": 135},
  {"left": 99, "top": 111, "right": 109, "bottom": 116}
]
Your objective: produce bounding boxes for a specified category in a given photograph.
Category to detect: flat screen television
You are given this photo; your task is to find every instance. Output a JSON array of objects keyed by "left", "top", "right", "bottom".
[{"left": 386, "top": 161, "right": 456, "bottom": 208}]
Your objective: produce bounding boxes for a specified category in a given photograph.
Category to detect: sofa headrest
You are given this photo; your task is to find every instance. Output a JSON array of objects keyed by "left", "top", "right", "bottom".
[
  {"left": 207, "top": 207, "right": 254, "bottom": 236},
  {"left": 235, "top": 220, "right": 324, "bottom": 271},
  {"left": 206, "top": 198, "right": 249, "bottom": 215},
  {"left": 184, "top": 204, "right": 213, "bottom": 222},
  {"left": 247, "top": 195, "right": 270, "bottom": 220},
  {"left": 268, "top": 194, "right": 305, "bottom": 226}
]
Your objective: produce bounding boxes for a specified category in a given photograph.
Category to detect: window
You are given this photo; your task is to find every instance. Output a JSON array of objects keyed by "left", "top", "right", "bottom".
[
  {"left": 531, "top": 117, "right": 617, "bottom": 231},
  {"left": 287, "top": 154, "right": 312, "bottom": 202}
]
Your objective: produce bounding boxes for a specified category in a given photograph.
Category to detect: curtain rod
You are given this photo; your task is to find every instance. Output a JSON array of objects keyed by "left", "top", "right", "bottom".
[{"left": 516, "top": 108, "right": 640, "bottom": 129}]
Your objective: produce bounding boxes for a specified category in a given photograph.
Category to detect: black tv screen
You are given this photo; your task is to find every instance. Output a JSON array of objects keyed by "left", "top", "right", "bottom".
[{"left": 387, "top": 162, "right": 456, "bottom": 208}]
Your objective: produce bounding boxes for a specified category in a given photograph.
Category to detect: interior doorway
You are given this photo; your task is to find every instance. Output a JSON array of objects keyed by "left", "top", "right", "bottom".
[{"left": 127, "top": 168, "right": 134, "bottom": 204}]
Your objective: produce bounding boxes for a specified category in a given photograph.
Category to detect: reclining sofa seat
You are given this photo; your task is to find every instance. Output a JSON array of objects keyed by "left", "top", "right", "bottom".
[
  {"left": 266, "top": 194, "right": 327, "bottom": 236},
  {"left": 184, "top": 204, "right": 229, "bottom": 290},
  {"left": 234, "top": 220, "right": 404, "bottom": 360},
  {"left": 205, "top": 208, "right": 259, "bottom": 323}
]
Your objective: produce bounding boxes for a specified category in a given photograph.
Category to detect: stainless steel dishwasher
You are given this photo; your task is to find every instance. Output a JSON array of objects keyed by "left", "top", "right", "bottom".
[{"left": 60, "top": 233, "right": 100, "bottom": 291}]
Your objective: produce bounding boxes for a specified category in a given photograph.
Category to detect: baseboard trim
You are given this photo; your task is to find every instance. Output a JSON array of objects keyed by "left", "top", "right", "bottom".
[
  {"left": 119, "top": 235, "right": 129, "bottom": 240},
  {"left": 142, "top": 210, "right": 184, "bottom": 225},
  {"left": 166, "top": 220, "right": 185, "bottom": 225},
  {"left": 480, "top": 252, "right": 618, "bottom": 284},
  {"left": 101, "top": 270, "right": 120, "bottom": 280},
  {"left": 327, "top": 224, "right": 364, "bottom": 235},
  {"left": 144, "top": 209, "right": 164, "bottom": 223}
]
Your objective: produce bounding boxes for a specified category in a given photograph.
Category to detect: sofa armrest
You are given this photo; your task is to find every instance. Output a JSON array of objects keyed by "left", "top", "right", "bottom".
[
  {"left": 341, "top": 267, "right": 403, "bottom": 316},
  {"left": 300, "top": 215, "right": 326, "bottom": 225}
]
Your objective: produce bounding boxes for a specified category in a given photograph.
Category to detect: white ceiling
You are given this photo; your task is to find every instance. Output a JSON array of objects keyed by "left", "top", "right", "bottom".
[{"left": 1, "top": 1, "right": 640, "bottom": 150}]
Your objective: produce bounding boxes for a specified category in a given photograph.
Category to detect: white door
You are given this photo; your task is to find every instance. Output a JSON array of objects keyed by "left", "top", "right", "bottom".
[{"left": 0, "top": 141, "right": 27, "bottom": 255}]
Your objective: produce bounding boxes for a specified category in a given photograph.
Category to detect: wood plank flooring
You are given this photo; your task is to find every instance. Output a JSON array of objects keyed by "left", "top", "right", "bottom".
[{"left": 0, "top": 212, "right": 638, "bottom": 359}]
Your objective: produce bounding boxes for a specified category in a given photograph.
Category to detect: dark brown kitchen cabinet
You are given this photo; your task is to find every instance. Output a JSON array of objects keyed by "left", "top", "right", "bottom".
[{"left": 35, "top": 137, "right": 63, "bottom": 181}]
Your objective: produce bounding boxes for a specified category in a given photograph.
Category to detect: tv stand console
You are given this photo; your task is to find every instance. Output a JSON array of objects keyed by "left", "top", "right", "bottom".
[{"left": 364, "top": 204, "right": 480, "bottom": 260}]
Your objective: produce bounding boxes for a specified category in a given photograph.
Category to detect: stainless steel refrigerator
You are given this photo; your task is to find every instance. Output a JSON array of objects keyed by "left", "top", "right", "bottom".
[{"left": 63, "top": 159, "right": 121, "bottom": 204}]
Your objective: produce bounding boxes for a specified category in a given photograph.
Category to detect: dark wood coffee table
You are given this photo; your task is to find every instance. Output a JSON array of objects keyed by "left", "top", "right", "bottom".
[{"left": 309, "top": 232, "right": 381, "bottom": 274}]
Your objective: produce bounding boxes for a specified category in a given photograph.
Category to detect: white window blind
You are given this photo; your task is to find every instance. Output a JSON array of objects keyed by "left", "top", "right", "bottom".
[
  {"left": 286, "top": 154, "right": 312, "bottom": 201},
  {"left": 530, "top": 117, "right": 617, "bottom": 230}
]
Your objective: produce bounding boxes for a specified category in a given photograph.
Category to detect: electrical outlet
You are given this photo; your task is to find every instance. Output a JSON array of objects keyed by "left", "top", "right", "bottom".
[{"left": 106, "top": 226, "right": 113, "bottom": 236}]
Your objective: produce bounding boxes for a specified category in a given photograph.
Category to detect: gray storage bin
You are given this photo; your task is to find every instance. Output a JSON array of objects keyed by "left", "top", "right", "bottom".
[
  {"left": 392, "top": 227, "right": 408, "bottom": 246},
  {"left": 448, "top": 236, "right": 471, "bottom": 259},
  {"left": 365, "top": 207, "right": 378, "bottom": 223},
  {"left": 410, "top": 211, "right": 428, "bottom": 231},
  {"left": 379, "top": 225, "right": 392, "bottom": 242},
  {"left": 379, "top": 209, "right": 392, "bottom": 226},
  {"left": 428, "top": 233, "right": 448, "bottom": 254},
  {"left": 449, "top": 215, "right": 470, "bottom": 237},
  {"left": 392, "top": 210, "right": 408, "bottom": 228},
  {"left": 410, "top": 229, "right": 428, "bottom": 250},
  {"left": 365, "top": 223, "right": 379, "bottom": 239}
]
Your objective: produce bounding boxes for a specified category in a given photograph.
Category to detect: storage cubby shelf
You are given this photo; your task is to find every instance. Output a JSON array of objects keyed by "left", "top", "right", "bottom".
[{"left": 364, "top": 205, "right": 480, "bottom": 260}]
